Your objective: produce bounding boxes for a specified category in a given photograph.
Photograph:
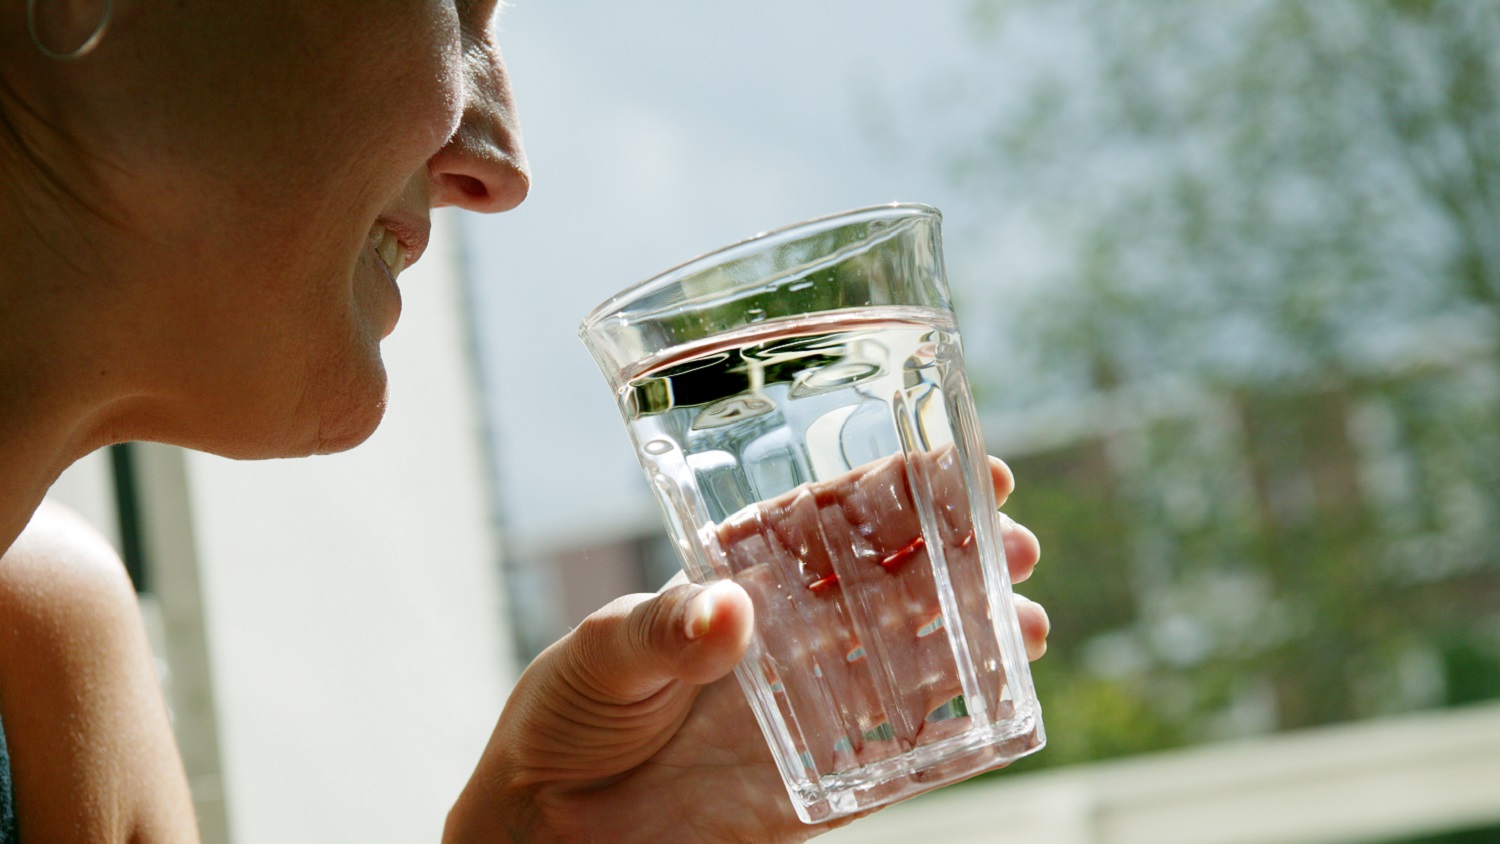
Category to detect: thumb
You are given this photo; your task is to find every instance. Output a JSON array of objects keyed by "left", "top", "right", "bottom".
[{"left": 566, "top": 579, "right": 755, "bottom": 702}]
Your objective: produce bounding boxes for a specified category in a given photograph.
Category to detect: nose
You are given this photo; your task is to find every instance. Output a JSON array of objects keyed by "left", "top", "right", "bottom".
[{"left": 428, "top": 44, "right": 530, "bottom": 213}]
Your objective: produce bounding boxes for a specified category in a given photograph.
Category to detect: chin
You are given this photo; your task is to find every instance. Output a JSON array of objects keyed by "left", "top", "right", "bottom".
[
  {"left": 201, "top": 354, "right": 392, "bottom": 460},
  {"left": 187, "top": 391, "right": 389, "bottom": 461},
  {"left": 308, "top": 394, "right": 389, "bottom": 455},
  {"left": 298, "top": 356, "right": 392, "bottom": 456}
]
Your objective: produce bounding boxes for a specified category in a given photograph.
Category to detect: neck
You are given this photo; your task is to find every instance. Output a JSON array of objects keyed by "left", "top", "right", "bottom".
[
  {"left": 0, "top": 334, "right": 137, "bottom": 553},
  {"left": 0, "top": 401, "right": 84, "bottom": 559},
  {"left": 0, "top": 422, "right": 77, "bottom": 557},
  {"left": 0, "top": 93, "right": 160, "bottom": 554},
  {"left": 0, "top": 214, "right": 142, "bottom": 557}
]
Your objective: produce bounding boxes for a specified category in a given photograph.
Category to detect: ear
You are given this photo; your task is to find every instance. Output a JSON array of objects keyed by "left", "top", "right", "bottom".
[{"left": 25, "top": 0, "right": 114, "bottom": 61}]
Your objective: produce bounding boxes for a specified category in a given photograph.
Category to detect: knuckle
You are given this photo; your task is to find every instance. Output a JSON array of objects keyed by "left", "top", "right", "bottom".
[{"left": 628, "top": 589, "right": 685, "bottom": 654}]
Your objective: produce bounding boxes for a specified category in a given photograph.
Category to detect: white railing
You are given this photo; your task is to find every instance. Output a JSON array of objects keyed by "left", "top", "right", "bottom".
[{"left": 826, "top": 702, "right": 1500, "bottom": 844}]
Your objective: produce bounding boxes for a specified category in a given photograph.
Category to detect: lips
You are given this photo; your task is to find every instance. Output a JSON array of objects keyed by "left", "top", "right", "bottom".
[{"left": 368, "top": 213, "right": 431, "bottom": 279}]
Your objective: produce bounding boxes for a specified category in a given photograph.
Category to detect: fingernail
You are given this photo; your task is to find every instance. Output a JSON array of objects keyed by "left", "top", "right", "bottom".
[{"left": 683, "top": 586, "right": 716, "bottom": 641}]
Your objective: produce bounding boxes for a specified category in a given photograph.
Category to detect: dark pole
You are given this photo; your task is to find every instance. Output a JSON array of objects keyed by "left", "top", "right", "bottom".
[{"left": 109, "top": 442, "right": 150, "bottom": 593}]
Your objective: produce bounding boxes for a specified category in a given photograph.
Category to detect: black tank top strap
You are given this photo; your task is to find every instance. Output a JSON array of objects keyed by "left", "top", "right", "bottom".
[{"left": 0, "top": 705, "right": 17, "bottom": 843}]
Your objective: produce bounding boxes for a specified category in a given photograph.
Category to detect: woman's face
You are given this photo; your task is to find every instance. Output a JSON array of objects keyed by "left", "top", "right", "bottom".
[{"left": 12, "top": 0, "right": 529, "bottom": 457}]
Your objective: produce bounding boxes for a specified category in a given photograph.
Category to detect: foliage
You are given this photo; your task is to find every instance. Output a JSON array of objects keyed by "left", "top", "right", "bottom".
[
  {"left": 954, "top": 0, "right": 1500, "bottom": 772},
  {"left": 962, "top": 0, "right": 1500, "bottom": 393}
]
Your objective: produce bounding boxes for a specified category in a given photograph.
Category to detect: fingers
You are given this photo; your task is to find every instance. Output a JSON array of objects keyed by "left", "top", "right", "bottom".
[
  {"left": 1014, "top": 595, "right": 1050, "bottom": 661},
  {"left": 993, "top": 455, "right": 1045, "bottom": 656},
  {"left": 1001, "top": 513, "right": 1041, "bottom": 584},
  {"left": 567, "top": 580, "right": 755, "bottom": 702},
  {"left": 988, "top": 456, "right": 1015, "bottom": 508},
  {"left": 988, "top": 455, "right": 1041, "bottom": 585}
]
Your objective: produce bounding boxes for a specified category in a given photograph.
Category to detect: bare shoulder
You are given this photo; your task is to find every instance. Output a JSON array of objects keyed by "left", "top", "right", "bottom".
[
  {"left": 0, "top": 501, "right": 137, "bottom": 627},
  {"left": 0, "top": 501, "right": 198, "bottom": 843}
]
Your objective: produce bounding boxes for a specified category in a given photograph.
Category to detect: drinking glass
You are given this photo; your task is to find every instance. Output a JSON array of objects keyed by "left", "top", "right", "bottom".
[{"left": 579, "top": 203, "right": 1044, "bottom": 823}]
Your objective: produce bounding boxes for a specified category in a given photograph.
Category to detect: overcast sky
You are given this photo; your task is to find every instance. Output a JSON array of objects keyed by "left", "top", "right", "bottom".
[{"left": 462, "top": 2, "right": 1043, "bottom": 548}]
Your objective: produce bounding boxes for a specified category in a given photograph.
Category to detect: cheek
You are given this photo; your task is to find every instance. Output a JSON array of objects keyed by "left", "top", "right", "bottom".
[
  {"left": 228, "top": 5, "right": 466, "bottom": 196},
  {"left": 372, "top": 0, "right": 468, "bottom": 152}
]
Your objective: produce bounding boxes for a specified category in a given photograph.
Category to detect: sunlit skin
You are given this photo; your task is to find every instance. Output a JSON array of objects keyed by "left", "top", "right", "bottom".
[{"left": 0, "top": 1, "right": 1048, "bottom": 841}]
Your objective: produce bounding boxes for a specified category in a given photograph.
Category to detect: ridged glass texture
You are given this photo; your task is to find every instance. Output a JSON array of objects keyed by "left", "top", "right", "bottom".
[{"left": 581, "top": 204, "right": 1043, "bottom": 823}]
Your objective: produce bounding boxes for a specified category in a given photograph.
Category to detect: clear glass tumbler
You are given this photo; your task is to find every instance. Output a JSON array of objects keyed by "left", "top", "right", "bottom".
[{"left": 579, "top": 203, "right": 1044, "bottom": 823}]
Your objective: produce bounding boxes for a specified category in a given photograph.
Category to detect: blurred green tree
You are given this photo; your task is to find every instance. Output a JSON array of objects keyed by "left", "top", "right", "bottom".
[{"left": 953, "top": 0, "right": 1500, "bottom": 772}]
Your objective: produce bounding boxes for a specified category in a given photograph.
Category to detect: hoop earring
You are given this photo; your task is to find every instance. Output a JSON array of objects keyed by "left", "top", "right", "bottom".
[{"left": 26, "top": 0, "right": 115, "bottom": 61}]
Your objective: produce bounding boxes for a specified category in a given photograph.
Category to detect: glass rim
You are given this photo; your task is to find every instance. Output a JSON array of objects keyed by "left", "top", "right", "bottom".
[{"left": 578, "top": 202, "right": 942, "bottom": 337}]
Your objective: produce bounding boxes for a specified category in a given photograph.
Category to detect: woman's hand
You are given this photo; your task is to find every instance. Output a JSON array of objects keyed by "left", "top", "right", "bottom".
[{"left": 446, "top": 457, "right": 1047, "bottom": 844}]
